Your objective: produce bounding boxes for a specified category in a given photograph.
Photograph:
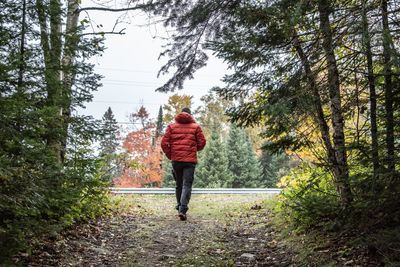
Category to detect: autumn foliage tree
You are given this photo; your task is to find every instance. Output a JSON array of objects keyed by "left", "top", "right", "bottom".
[
  {"left": 163, "top": 94, "right": 193, "bottom": 123},
  {"left": 114, "top": 106, "right": 163, "bottom": 187}
]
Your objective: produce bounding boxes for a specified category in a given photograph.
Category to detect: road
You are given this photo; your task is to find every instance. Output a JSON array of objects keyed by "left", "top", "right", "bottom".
[{"left": 109, "top": 187, "right": 282, "bottom": 194}]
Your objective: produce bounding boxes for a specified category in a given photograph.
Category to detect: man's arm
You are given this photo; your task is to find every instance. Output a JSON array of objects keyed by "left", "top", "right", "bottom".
[
  {"left": 195, "top": 126, "right": 206, "bottom": 151},
  {"left": 161, "top": 125, "right": 172, "bottom": 159}
]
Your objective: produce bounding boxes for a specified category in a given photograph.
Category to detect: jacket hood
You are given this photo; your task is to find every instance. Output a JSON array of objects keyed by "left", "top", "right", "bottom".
[{"left": 175, "top": 112, "right": 195, "bottom": 124}]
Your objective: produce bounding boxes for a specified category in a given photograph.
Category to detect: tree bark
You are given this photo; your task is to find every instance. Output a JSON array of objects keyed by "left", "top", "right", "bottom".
[
  {"left": 381, "top": 0, "right": 395, "bottom": 173},
  {"left": 17, "top": 0, "right": 27, "bottom": 89},
  {"left": 36, "top": 0, "right": 63, "bottom": 163},
  {"left": 362, "top": 0, "right": 380, "bottom": 176},
  {"left": 36, "top": 0, "right": 82, "bottom": 163},
  {"left": 318, "top": 0, "right": 353, "bottom": 207},
  {"left": 292, "top": 34, "right": 338, "bottom": 171},
  {"left": 15, "top": 0, "right": 27, "bottom": 136},
  {"left": 59, "top": 0, "right": 80, "bottom": 162}
]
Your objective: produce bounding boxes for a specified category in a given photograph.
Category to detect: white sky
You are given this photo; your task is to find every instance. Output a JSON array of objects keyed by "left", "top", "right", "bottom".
[{"left": 77, "top": 5, "right": 228, "bottom": 125}]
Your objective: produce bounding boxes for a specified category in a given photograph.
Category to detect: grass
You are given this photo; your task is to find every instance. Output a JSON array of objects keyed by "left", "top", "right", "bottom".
[
  {"left": 110, "top": 193, "right": 274, "bottom": 219},
  {"left": 189, "top": 194, "right": 272, "bottom": 218}
]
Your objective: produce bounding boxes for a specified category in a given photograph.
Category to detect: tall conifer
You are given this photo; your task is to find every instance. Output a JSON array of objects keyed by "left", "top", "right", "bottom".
[
  {"left": 99, "top": 107, "right": 120, "bottom": 181},
  {"left": 155, "top": 105, "right": 164, "bottom": 139},
  {"left": 195, "top": 127, "right": 230, "bottom": 188},
  {"left": 242, "top": 134, "right": 261, "bottom": 188},
  {"left": 100, "top": 107, "right": 119, "bottom": 156},
  {"left": 226, "top": 125, "right": 248, "bottom": 188},
  {"left": 259, "top": 149, "right": 291, "bottom": 187}
]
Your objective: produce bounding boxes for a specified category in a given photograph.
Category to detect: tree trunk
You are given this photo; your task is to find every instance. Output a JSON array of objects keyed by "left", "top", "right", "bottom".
[
  {"left": 36, "top": 0, "right": 81, "bottom": 163},
  {"left": 36, "top": 0, "right": 63, "bottom": 163},
  {"left": 318, "top": 0, "right": 353, "bottom": 207},
  {"left": 17, "top": 0, "right": 27, "bottom": 89},
  {"left": 381, "top": 0, "right": 395, "bottom": 173},
  {"left": 362, "top": 0, "right": 380, "bottom": 176},
  {"left": 60, "top": 0, "right": 80, "bottom": 162},
  {"left": 292, "top": 34, "right": 338, "bottom": 172},
  {"left": 15, "top": 0, "right": 27, "bottom": 136}
]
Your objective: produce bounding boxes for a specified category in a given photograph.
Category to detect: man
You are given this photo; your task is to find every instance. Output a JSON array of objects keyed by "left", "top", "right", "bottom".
[{"left": 161, "top": 107, "right": 206, "bottom": 221}]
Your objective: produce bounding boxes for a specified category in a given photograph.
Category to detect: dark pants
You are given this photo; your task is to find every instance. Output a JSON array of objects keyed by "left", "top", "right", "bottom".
[{"left": 172, "top": 161, "right": 195, "bottom": 214}]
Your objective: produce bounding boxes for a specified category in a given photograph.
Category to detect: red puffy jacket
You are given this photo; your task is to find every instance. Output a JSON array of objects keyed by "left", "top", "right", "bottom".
[{"left": 161, "top": 112, "right": 206, "bottom": 163}]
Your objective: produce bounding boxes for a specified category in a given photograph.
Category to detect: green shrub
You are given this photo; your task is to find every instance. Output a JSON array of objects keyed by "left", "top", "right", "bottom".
[
  {"left": 0, "top": 122, "right": 111, "bottom": 263},
  {"left": 277, "top": 163, "right": 341, "bottom": 229}
]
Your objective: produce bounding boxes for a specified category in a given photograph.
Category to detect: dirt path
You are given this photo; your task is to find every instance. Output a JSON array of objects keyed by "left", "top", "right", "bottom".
[{"left": 16, "top": 194, "right": 293, "bottom": 266}]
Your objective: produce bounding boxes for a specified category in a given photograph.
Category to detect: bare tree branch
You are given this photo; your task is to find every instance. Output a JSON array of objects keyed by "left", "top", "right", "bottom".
[
  {"left": 76, "top": 5, "right": 149, "bottom": 14},
  {"left": 80, "top": 28, "right": 126, "bottom": 36}
]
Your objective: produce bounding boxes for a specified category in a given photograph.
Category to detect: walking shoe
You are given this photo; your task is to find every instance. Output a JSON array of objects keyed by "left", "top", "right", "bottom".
[{"left": 178, "top": 212, "right": 187, "bottom": 221}]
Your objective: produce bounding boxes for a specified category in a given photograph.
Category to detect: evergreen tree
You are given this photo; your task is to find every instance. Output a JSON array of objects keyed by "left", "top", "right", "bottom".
[
  {"left": 225, "top": 124, "right": 248, "bottom": 188},
  {"left": 155, "top": 105, "right": 164, "bottom": 139},
  {"left": 242, "top": 134, "right": 262, "bottom": 188},
  {"left": 195, "top": 128, "right": 230, "bottom": 188},
  {"left": 259, "top": 149, "right": 291, "bottom": 188},
  {"left": 161, "top": 156, "right": 175, "bottom": 187},
  {"left": 99, "top": 107, "right": 120, "bottom": 181},
  {"left": 100, "top": 107, "right": 119, "bottom": 156},
  {"left": 0, "top": 0, "right": 107, "bottom": 258}
]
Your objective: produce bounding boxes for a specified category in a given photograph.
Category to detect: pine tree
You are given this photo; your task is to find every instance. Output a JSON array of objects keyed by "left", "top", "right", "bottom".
[
  {"left": 0, "top": 0, "right": 108, "bottom": 257},
  {"left": 225, "top": 124, "right": 263, "bottom": 188},
  {"left": 226, "top": 124, "right": 248, "bottom": 188},
  {"left": 195, "top": 128, "right": 230, "bottom": 188},
  {"left": 99, "top": 107, "right": 120, "bottom": 181},
  {"left": 155, "top": 105, "right": 164, "bottom": 139},
  {"left": 100, "top": 107, "right": 119, "bottom": 156},
  {"left": 242, "top": 134, "right": 262, "bottom": 188},
  {"left": 259, "top": 149, "right": 291, "bottom": 188}
]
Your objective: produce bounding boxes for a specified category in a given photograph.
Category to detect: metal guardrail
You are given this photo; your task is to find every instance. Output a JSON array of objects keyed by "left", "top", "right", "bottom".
[{"left": 109, "top": 188, "right": 282, "bottom": 194}]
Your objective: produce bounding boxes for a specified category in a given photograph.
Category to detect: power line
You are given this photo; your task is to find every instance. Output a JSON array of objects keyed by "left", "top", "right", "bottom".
[
  {"left": 100, "top": 82, "right": 215, "bottom": 90},
  {"left": 102, "top": 79, "right": 218, "bottom": 86},
  {"left": 102, "top": 79, "right": 163, "bottom": 84},
  {"left": 92, "top": 100, "right": 162, "bottom": 105},
  {"left": 116, "top": 121, "right": 142, "bottom": 125},
  {"left": 101, "top": 79, "right": 218, "bottom": 87},
  {"left": 97, "top": 67, "right": 157, "bottom": 74},
  {"left": 96, "top": 67, "right": 224, "bottom": 78}
]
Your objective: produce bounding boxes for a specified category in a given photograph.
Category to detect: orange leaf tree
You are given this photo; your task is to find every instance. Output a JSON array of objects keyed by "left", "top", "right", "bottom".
[{"left": 113, "top": 106, "right": 163, "bottom": 187}]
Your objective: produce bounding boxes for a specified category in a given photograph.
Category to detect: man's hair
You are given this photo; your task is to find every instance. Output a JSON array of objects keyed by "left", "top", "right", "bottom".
[{"left": 181, "top": 107, "right": 191, "bottom": 114}]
